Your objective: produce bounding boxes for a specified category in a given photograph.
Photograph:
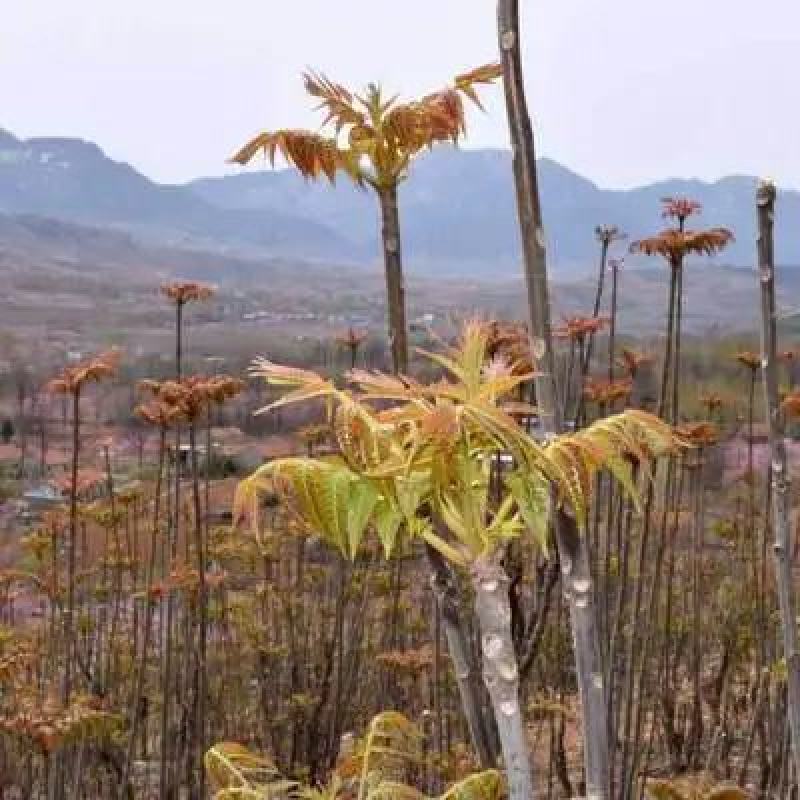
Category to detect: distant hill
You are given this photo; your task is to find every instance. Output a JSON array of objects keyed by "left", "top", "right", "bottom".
[
  {"left": 191, "top": 148, "right": 800, "bottom": 273},
  {"left": 1, "top": 209, "right": 798, "bottom": 340},
  {"left": 0, "top": 129, "right": 351, "bottom": 261},
  {"left": 0, "top": 213, "right": 153, "bottom": 273},
  {"left": 0, "top": 210, "right": 360, "bottom": 289},
  {"left": 2, "top": 127, "right": 800, "bottom": 276}
]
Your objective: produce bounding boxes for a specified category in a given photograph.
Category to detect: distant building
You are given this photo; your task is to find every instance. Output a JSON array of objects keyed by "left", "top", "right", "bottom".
[
  {"left": 23, "top": 483, "right": 62, "bottom": 509},
  {"left": 170, "top": 443, "right": 213, "bottom": 474},
  {"left": 410, "top": 313, "right": 436, "bottom": 333}
]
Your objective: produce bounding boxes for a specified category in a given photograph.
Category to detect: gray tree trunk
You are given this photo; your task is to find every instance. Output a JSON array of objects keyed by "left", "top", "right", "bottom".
[
  {"left": 64, "top": 387, "right": 81, "bottom": 705},
  {"left": 608, "top": 262, "right": 619, "bottom": 383},
  {"left": 426, "top": 544, "right": 496, "bottom": 768},
  {"left": 377, "top": 184, "right": 409, "bottom": 375},
  {"left": 555, "top": 513, "right": 610, "bottom": 799},
  {"left": 472, "top": 557, "right": 534, "bottom": 800},
  {"left": 582, "top": 236, "right": 610, "bottom": 381},
  {"left": 757, "top": 179, "right": 800, "bottom": 786},
  {"left": 497, "top": 1, "right": 610, "bottom": 796}
]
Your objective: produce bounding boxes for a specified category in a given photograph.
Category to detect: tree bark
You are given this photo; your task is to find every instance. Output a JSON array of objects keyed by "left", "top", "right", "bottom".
[
  {"left": 472, "top": 558, "right": 534, "bottom": 800},
  {"left": 608, "top": 261, "right": 619, "bottom": 383},
  {"left": 188, "top": 421, "right": 207, "bottom": 798},
  {"left": 160, "top": 299, "right": 184, "bottom": 798},
  {"left": 497, "top": 1, "right": 610, "bottom": 795},
  {"left": 556, "top": 512, "right": 610, "bottom": 798},
  {"left": 581, "top": 235, "right": 609, "bottom": 384},
  {"left": 64, "top": 387, "right": 81, "bottom": 705},
  {"left": 123, "top": 427, "right": 166, "bottom": 789},
  {"left": 377, "top": 185, "right": 408, "bottom": 375},
  {"left": 659, "top": 266, "right": 678, "bottom": 420},
  {"left": 426, "top": 544, "right": 496, "bottom": 769},
  {"left": 757, "top": 179, "right": 800, "bottom": 785},
  {"left": 670, "top": 263, "right": 684, "bottom": 423}
]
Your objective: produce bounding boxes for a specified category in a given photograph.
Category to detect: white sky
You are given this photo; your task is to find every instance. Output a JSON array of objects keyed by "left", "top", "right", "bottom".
[{"left": 1, "top": 0, "right": 797, "bottom": 187}]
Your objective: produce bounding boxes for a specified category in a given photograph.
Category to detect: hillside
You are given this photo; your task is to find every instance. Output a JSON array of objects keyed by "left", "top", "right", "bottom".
[
  {"left": 2, "top": 127, "right": 799, "bottom": 277},
  {"left": 0, "top": 206, "right": 794, "bottom": 348},
  {"left": 191, "top": 148, "right": 800, "bottom": 273},
  {"left": 0, "top": 127, "right": 797, "bottom": 344},
  {"left": 0, "top": 129, "right": 351, "bottom": 261}
]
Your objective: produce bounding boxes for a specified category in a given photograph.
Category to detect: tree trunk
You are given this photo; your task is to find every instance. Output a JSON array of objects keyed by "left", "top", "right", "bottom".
[
  {"left": 17, "top": 377, "right": 28, "bottom": 480},
  {"left": 498, "top": 1, "right": 610, "bottom": 796},
  {"left": 160, "top": 300, "right": 184, "bottom": 798},
  {"left": 123, "top": 427, "right": 166, "bottom": 789},
  {"left": 593, "top": 239, "right": 609, "bottom": 319},
  {"left": 608, "top": 262, "right": 619, "bottom": 383},
  {"left": 472, "top": 558, "right": 534, "bottom": 800},
  {"left": 101, "top": 444, "right": 123, "bottom": 695},
  {"left": 377, "top": 184, "right": 408, "bottom": 375},
  {"left": 670, "top": 263, "right": 684, "bottom": 424},
  {"left": 426, "top": 544, "right": 496, "bottom": 769},
  {"left": 669, "top": 216, "right": 687, "bottom": 423},
  {"left": 757, "top": 179, "right": 800, "bottom": 786},
  {"left": 556, "top": 512, "right": 610, "bottom": 798},
  {"left": 189, "top": 421, "right": 207, "bottom": 798},
  {"left": 581, "top": 236, "right": 609, "bottom": 384},
  {"left": 659, "top": 266, "right": 678, "bottom": 420},
  {"left": 64, "top": 387, "right": 81, "bottom": 705},
  {"left": 496, "top": 1, "right": 558, "bottom": 433},
  {"left": 38, "top": 394, "right": 48, "bottom": 478},
  {"left": 327, "top": 556, "right": 348, "bottom": 768}
]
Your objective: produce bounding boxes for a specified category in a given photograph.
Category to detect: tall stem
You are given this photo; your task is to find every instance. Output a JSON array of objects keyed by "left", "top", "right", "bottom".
[
  {"left": 328, "top": 556, "right": 348, "bottom": 767},
  {"left": 498, "top": 1, "right": 610, "bottom": 795},
  {"left": 101, "top": 444, "right": 123, "bottom": 695},
  {"left": 189, "top": 421, "right": 207, "bottom": 797},
  {"left": 582, "top": 236, "right": 609, "bottom": 383},
  {"left": 757, "top": 180, "right": 800, "bottom": 786},
  {"left": 670, "top": 263, "right": 684, "bottom": 424},
  {"left": 64, "top": 387, "right": 81, "bottom": 705},
  {"left": 659, "top": 267, "right": 677, "bottom": 420},
  {"left": 160, "top": 300, "right": 184, "bottom": 798},
  {"left": 472, "top": 559, "right": 533, "bottom": 800},
  {"left": 426, "top": 544, "right": 496, "bottom": 768},
  {"left": 123, "top": 427, "right": 166, "bottom": 788},
  {"left": 608, "top": 263, "right": 619, "bottom": 383},
  {"left": 377, "top": 184, "right": 408, "bottom": 375}
]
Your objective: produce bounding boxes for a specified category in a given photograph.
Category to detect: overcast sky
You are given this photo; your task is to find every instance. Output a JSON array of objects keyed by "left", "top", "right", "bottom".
[{"left": 1, "top": 1, "right": 797, "bottom": 187}]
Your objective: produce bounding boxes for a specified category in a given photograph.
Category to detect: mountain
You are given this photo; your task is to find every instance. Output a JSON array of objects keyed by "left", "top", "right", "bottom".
[
  {"left": 191, "top": 148, "right": 800, "bottom": 273},
  {"left": 0, "top": 129, "right": 351, "bottom": 260},
  {"left": 0, "top": 210, "right": 365, "bottom": 290},
  {"left": 2, "top": 127, "right": 799, "bottom": 277},
  {"left": 3, "top": 208, "right": 792, "bottom": 342}
]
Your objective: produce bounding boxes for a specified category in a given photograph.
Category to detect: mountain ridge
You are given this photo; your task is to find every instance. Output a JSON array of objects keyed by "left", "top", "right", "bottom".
[
  {"left": 1, "top": 128, "right": 798, "bottom": 275},
  {"left": 190, "top": 149, "right": 800, "bottom": 272},
  {"left": 0, "top": 130, "right": 354, "bottom": 262}
]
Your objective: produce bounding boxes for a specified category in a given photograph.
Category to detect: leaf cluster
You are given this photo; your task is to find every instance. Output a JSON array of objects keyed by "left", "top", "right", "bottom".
[
  {"left": 205, "top": 712, "right": 503, "bottom": 800},
  {"left": 236, "top": 322, "right": 680, "bottom": 567},
  {"left": 231, "top": 65, "right": 502, "bottom": 189},
  {"left": 46, "top": 350, "right": 120, "bottom": 396}
]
